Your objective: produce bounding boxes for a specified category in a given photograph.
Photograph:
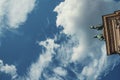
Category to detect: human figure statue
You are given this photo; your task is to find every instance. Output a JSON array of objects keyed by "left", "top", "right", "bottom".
[
  {"left": 90, "top": 24, "right": 103, "bottom": 30},
  {"left": 90, "top": 24, "right": 104, "bottom": 41},
  {"left": 94, "top": 34, "right": 105, "bottom": 41}
]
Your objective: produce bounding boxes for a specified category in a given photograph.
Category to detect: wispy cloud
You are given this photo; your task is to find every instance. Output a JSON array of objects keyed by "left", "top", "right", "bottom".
[
  {"left": 53, "top": 67, "right": 67, "bottom": 76},
  {"left": 23, "top": 39, "right": 60, "bottom": 80}
]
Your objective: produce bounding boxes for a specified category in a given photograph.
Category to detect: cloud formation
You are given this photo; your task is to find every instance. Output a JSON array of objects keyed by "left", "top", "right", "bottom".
[
  {"left": 24, "top": 39, "right": 59, "bottom": 80},
  {"left": 6, "top": 0, "right": 120, "bottom": 80},
  {"left": 53, "top": 67, "right": 67, "bottom": 76},
  {"left": 54, "top": 0, "right": 120, "bottom": 79},
  {"left": 0, "top": 0, "right": 36, "bottom": 28},
  {"left": 17, "top": 0, "right": 120, "bottom": 80},
  {"left": 0, "top": 0, "right": 36, "bottom": 79},
  {"left": 0, "top": 60, "right": 17, "bottom": 79}
]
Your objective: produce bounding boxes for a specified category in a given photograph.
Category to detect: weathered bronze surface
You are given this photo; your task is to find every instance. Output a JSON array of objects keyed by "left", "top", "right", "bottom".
[{"left": 103, "top": 10, "right": 120, "bottom": 55}]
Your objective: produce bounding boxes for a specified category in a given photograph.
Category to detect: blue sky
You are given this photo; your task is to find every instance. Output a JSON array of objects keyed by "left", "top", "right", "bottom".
[{"left": 0, "top": 0, "right": 120, "bottom": 80}]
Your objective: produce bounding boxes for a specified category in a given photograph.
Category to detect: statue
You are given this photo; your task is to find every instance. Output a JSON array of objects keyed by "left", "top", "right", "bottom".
[{"left": 90, "top": 24, "right": 104, "bottom": 41}]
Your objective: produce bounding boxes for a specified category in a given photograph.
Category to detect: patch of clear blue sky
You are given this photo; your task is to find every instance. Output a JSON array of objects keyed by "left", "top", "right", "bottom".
[{"left": 102, "top": 63, "right": 120, "bottom": 80}]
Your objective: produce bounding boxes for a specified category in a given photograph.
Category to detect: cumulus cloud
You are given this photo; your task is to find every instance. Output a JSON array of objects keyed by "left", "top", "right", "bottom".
[
  {"left": 54, "top": 0, "right": 120, "bottom": 79},
  {"left": 0, "top": 60, "right": 17, "bottom": 79},
  {"left": 0, "top": 0, "right": 36, "bottom": 28},
  {"left": 54, "top": 0, "right": 120, "bottom": 35}
]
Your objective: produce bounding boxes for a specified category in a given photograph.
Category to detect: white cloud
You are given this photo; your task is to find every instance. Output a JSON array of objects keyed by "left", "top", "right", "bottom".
[
  {"left": 54, "top": 0, "right": 120, "bottom": 79},
  {"left": 79, "top": 45, "right": 107, "bottom": 80},
  {"left": 7, "top": 0, "right": 36, "bottom": 28},
  {"left": 0, "top": 1, "right": 6, "bottom": 19},
  {"left": 0, "top": 60, "right": 17, "bottom": 79},
  {"left": 0, "top": 0, "right": 36, "bottom": 28},
  {"left": 24, "top": 39, "right": 59, "bottom": 80},
  {"left": 47, "top": 76, "right": 63, "bottom": 80},
  {"left": 54, "top": 0, "right": 120, "bottom": 35},
  {"left": 53, "top": 67, "right": 67, "bottom": 76}
]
